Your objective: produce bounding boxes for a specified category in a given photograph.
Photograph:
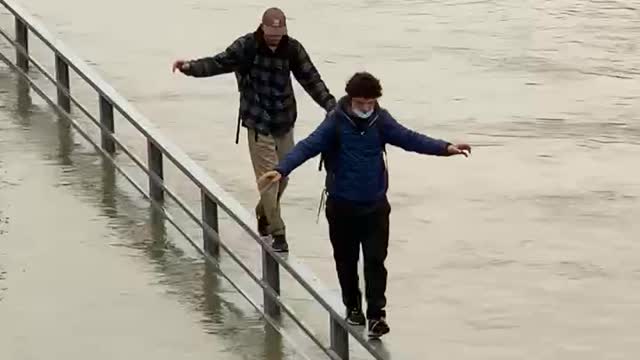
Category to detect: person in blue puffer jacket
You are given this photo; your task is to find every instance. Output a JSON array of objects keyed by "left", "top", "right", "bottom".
[{"left": 258, "top": 72, "right": 471, "bottom": 338}]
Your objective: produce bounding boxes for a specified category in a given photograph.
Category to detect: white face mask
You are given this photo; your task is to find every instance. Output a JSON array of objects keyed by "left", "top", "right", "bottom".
[{"left": 353, "top": 108, "right": 374, "bottom": 119}]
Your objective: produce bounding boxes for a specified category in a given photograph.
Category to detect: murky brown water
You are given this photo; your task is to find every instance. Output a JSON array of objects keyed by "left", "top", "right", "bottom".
[{"left": 2, "top": 0, "right": 640, "bottom": 358}]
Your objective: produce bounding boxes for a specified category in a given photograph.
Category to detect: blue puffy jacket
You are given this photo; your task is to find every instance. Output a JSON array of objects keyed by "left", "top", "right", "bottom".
[{"left": 275, "top": 97, "right": 451, "bottom": 204}]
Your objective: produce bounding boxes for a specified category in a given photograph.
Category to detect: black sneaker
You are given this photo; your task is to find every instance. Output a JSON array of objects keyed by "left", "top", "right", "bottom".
[
  {"left": 271, "top": 235, "right": 288, "bottom": 253},
  {"left": 257, "top": 216, "right": 269, "bottom": 237},
  {"left": 346, "top": 308, "right": 365, "bottom": 326},
  {"left": 368, "top": 318, "right": 390, "bottom": 338}
]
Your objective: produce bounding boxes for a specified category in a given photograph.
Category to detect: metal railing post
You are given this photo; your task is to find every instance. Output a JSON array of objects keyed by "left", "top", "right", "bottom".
[
  {"left": 262, "top": 249, "right": 280, "bottom": 317},
  {"left": 330, "top": 318, "right": 349, "bottom": 359},
  {"left": 55, "top": 54, "right": 70, "bottom": 112},
  {"left": 99, "top": 95, "right": 115, "bottom": 153},
  {"left": 15, "top": 17, "right": 28, "bottom": 71},
  {"left": 201, "top": 191, "right": 219, "bottom": 256},
  {"left": 147, "top": 141, "right": 164, "bottom": 202}
]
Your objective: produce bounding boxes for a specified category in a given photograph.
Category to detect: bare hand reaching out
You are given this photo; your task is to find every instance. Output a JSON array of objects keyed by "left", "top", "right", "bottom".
[
  {"left": 172, "top": 60, "right": 190, "bottom": 73},
  {"left": 446, "top": 143, "right": 472, "bottom": 157},
  {"left": 257, "top": 170, "right": 282, "bottom": 193}
]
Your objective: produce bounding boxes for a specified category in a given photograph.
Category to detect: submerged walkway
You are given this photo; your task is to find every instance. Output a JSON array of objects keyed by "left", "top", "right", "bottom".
[{"left": 0, "top": 73, "right": 307, "bottom": 360}]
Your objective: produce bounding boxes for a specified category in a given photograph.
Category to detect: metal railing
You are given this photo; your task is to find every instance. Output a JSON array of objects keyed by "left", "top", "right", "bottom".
[{"left": 0, "top": 1, "right": 387, "bottom": 359}]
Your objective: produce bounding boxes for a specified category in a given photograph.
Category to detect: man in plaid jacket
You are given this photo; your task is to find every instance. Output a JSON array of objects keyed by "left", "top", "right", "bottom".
[{"left": 173, "top": 7, "right": 336, "bottom": 252}]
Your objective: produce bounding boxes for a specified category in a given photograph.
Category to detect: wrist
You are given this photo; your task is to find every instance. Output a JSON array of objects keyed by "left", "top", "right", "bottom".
[
  {"left": 444, "top": 142, "right": 452, "bottom": 155},
  {"left": 182, "top": 60, "right": 194, "bottom": 73}
]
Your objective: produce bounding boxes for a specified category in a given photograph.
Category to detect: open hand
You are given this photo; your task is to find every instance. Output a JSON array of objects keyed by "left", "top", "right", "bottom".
[
  {"left": 172, "top": 59, "right": 190, "bottom": 73},
  {"left": 447, "top": 143, "right": 471, "bottom": 157},
  {"left": 257, "top": 170, "right": 282, "bottom": 193}
]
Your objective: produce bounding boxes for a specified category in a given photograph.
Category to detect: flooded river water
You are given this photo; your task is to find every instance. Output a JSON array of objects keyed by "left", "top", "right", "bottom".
[{"left": 1, "top": 0, "right": 640, "bottom": 358}]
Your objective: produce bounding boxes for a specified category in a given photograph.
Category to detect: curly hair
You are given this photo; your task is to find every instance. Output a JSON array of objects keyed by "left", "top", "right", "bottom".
[{"left": 345, "top": 72, "right": 382, "bottom": 99}]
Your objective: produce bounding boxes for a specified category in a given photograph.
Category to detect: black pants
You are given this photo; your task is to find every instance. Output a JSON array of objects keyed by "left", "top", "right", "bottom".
[{"left": 325, "top": 197, "right": 391, "bottom": 319}]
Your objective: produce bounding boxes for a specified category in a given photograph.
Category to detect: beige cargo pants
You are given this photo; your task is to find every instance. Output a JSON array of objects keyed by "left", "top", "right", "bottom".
[{"left": 248, "top": 128, "right": 294, "bottom": 237}]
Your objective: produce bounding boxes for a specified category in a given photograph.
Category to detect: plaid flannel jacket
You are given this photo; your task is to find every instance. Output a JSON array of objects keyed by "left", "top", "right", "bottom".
[{"left": 184, "top": 27, "right": 336, "bottom": 137}]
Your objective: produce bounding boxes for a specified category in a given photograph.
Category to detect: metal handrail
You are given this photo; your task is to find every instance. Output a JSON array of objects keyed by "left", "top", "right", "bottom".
[
  {"left": 0, "top": 42, "right": 324, "bottom": 360},
  {"left": 0, "top": 1, "right": 386, "bottom": 359}
]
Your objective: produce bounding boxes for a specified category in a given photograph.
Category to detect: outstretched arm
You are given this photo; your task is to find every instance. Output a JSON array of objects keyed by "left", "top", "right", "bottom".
[
  {"left": 258, "top": 116, "right": 336, "bottom": 192},
  {"left": 379, "top": 111, "right": 471, "bottom": 156},
  {"left": 274, "top": 116, "right": 337, "bottom": 177},
  {"left": 380, "top": 111, "right": 452, "bottom": 155},
  {"left": 290, "top": 41, "right": 336, "bottom": 112},
  {"left": 174, "top": 36, "right": 250, "bottom": 77}
]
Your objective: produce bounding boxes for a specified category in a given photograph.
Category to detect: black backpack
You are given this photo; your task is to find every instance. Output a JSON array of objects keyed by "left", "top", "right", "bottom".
[{"left": 233, "top": 37, "right": 297, "bottom": 144}]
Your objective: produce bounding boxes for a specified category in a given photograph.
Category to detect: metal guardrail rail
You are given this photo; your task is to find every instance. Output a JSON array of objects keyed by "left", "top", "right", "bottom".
[{"left": 0, "top": 0, "right": 387, "bottom": 359}]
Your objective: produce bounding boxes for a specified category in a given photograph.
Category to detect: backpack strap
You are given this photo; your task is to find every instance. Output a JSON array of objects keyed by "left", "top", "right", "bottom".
[
  {"left": 315, "top": 113, "right": 340, "bottom": 222},
  {"left": 316, "top": 113, "right": 388, "bottom": 206},
  {"left": 318, "top": 111, "right": 341, "bottom": 171},
  {"left": 234, "top": 37, "right": 258, "bottom": 144},
  {"left": 317, "top": 113, "right": 389, "bottom": 171}
]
